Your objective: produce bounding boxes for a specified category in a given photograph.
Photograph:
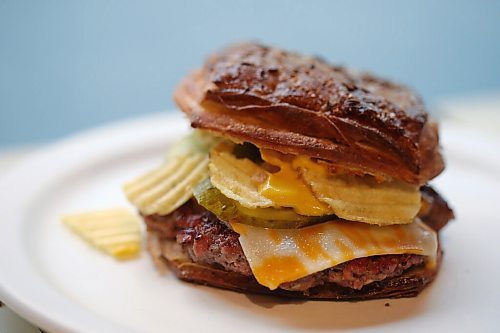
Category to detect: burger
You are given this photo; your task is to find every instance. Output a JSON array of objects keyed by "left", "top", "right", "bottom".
[{"left": 124, "top": 43, "right": 454, "bottom": 300}]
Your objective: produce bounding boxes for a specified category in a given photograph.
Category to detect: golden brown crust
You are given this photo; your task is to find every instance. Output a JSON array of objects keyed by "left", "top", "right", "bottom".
[
  {"left": 148, "top": 232, "right": 441, "bottom": 301},
  {"left": 174, "top": 43, "right": 444, "bottom": 185}
]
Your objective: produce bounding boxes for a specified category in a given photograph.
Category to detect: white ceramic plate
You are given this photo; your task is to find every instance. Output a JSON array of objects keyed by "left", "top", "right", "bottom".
[{"left": 1, "top": 113, "right": 499, "bottom": 333}]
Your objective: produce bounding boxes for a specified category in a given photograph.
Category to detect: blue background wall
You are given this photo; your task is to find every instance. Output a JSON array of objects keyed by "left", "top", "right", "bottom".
[{"left": 1, "top": 0, "right": 499, "bottom": 146}]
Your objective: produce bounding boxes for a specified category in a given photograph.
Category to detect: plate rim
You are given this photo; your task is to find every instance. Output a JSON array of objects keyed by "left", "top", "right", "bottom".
[
  {"left": 0, "top": 112, "right": 186, "bottom": 333},
  {"left": 1, "top": 112, "right": 499, "bottom": 333}
]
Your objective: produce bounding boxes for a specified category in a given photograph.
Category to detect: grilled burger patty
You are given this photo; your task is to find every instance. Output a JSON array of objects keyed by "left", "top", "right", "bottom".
[{"left": 144, "top": 187, "right": 452, "bottom": 292}]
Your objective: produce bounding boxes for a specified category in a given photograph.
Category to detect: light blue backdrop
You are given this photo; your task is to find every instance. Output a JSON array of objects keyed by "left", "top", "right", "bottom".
[{"left": 1, "top": 0, "right": 499, "bottom": 146}]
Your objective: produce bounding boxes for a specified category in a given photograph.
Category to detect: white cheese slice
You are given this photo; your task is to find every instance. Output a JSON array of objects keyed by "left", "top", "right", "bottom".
[{"left": 231, "top": 219, "right": 437, "bottom": 290}]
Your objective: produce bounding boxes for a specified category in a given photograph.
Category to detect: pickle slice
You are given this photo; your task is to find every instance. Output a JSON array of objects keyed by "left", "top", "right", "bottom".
[{"left": 193, "top": 179, "right": 333, "bottom": 229}]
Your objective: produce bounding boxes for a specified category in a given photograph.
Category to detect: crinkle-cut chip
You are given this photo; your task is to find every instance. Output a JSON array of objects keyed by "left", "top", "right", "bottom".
[
  {"left": 123, "top": 130, "right": 217, "bottom": 215},
  {"left": 167, "top": 130, "right": 220, "bottom": 160},
  {"left": 232, "top": 218, "right": 437, "bottom": 290},
  {"left": 300, "top": 165, "right": 421, "bottom": 225},
  {"left": 124, "top": 153, "right": 209, "bottom": 215},
  {"left": 209, "top": 143, "right": 273, "bottom": 209},
  {"left": 62, "top": 208, "right": 142, "bottom": 259}
]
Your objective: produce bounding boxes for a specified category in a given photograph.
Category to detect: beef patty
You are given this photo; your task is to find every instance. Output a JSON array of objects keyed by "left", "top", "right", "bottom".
[{"left": 144, "top": 190, "right": 450, "bottom": 292}]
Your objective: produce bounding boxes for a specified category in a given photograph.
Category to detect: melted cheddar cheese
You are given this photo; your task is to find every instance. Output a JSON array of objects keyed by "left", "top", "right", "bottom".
[
  {"left": 259, "top": 150, "right": 331, "bottom": 216},
  {"left": 208, "top": 141, "right": 420, "bottom": 224},
  {"left": 259, "top": 150, "right": 421, "bottom": 224}
]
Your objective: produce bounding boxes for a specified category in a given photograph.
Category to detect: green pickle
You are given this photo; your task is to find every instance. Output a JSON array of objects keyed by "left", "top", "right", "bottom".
[{"left": 193, "top": 179, "right": 334, "bottom": 229}]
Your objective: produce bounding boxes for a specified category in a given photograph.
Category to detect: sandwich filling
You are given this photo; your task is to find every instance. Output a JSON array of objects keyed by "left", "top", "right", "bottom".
[
  {"left": 145, "top": 200, "right": 428, "bottom": 292},
  {"left": 125, "top": 130, "right": 445, "bottom": 291}
]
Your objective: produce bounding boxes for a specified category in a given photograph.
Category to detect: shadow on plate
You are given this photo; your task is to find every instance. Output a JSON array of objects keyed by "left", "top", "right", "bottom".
[{"left": 188, "top": 281, "right": 435, "bottom": 330}]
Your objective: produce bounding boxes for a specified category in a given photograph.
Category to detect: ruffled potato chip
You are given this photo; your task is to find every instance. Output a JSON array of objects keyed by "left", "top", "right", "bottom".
[
  {"left": 124, "top": 154, "right": 209, "bottom": 215},
  {"left": 209, "top": 143, "right": 420, "bottom": 224},
  {"left": 124, "top": 130, "right": 215, "bottom": 215},
  {"left": 167, "top": 130, "right": 220, "bottom": 160},
  {"left": 209, "top": 143, "right": 273, "bottom": 209},
  {"left": 300, "top": 166, "right": 421, "bottom": 225},
  {"left": 62, "top": 208, "right": 141, "bottom": 259}
]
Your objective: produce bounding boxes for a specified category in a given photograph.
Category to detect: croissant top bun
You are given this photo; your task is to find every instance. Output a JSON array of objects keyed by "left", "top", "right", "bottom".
[{"left": 174, "top": 42, "right": 444, "bottom": 185}]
